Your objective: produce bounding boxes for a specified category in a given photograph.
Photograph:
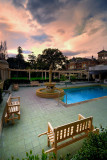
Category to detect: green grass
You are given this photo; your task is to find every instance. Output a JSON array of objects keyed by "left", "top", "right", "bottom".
[{"left": 11, "top": 77, "right": 28, "bottom": 80}]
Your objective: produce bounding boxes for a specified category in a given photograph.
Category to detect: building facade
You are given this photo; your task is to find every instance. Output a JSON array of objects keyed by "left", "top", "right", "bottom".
[
  {"left": 97, "top": 49, "right": 107, "bottom": 65},
  {"left": 68, "top": 58, "right": 98, "bottom": 70}
]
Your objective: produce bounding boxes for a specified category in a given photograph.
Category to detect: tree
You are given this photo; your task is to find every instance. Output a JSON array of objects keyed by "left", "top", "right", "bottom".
[
  {"left": 36, "top": 48, "right": 67, "bottom": 70},
  {"left": 18, "top": 46, "right": 23, "bottom": 54},
  {"left": 16, "top": 46, "right": 25, "bottom": 69},
  {"left": 28, "top": 52, "right": 36, "bottom": 68},
  {"left": 0, "top": 41, "right": 8, "bottom": 60},
  {"left": 7, "top": 46, "right": 31, "bottom": 69},
  {"left": 7, "top": 57, "right": 17, "bottom": 68}
]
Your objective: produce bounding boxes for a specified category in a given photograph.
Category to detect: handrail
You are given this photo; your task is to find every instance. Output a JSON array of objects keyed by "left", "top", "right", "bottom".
[
  {"left": 58, "top": 90, "right": 60, "bottom": 105},
  {"left": 64, "top": 91, "right": 67, "bottom": 104},
  {"left": 57, "top": 91, "right": 67, "bottom": 105}
]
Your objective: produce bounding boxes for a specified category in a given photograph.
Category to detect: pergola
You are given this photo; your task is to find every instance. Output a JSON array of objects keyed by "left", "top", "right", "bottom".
[
  {"left": 89, "top": 65, "right": 107, "bottom": 80},
  {"left": 9, "top": 68, "right": 89, "bottom": 80},
  {"left": 0, "top": 60, "right": 9, "bottom": 81},
  {"left": 0, "top": 60, "right": 9, "bottom": 89}
]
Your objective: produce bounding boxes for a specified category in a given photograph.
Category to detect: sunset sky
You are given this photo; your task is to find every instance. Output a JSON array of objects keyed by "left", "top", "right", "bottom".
[{"left": 0, "top": 0, "right": 107, "bottom": 60}]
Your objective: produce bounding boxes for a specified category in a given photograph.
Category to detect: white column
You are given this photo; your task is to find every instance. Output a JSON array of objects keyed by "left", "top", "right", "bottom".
[
  {"left": 81, "top": 73, "right": 82, "bottom": 78},
  {"left": 99, "top": 74, "right": 101, "bottom": 81},
  {"left": 8, "top": 70, "right": 11, "bottom": 79},
  {"left": 42, "top": 72, "right": 43, "bottom": 80},
  {"left": 69, "top": 73, "right": 70, "bottom": 80},
  {"left": 88, "top": 72, "right": 89, "bottom": 81},
  {"left": 3, "top": 69, "right": 5, "bottom": 81},
  {"left": 45, "top": 71, "right": 46, "bottom": 80},
  {"left": 59, "top": 72, "right": 60, "bottom": 79},
  {"left": 1, "top": 70, "right": 3, "bottom": 81},
  {"left": 29, "top": 70, "right": 31, "bottom": 80}
]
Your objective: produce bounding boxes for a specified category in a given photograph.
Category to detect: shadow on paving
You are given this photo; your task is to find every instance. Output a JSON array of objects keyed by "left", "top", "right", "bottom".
[{"left": 1, "top": 86, "right": 107, "bottom": 159}]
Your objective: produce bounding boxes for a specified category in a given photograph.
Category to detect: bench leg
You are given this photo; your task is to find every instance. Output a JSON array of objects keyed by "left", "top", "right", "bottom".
[
  {"left": 17, "top": 114, "right": 20, "bottom": 120},
  {"left": 53, "top": 150, "right": 57, "bottom": 160},
  {"left": 5, "top": 118, "right": 7, "bottom": 124},
  {"left": 47, "top": 137, "right": 50, "bottom": 147},
  {"left": 12, "top": 113, "right": 15, "bottom": 124}
]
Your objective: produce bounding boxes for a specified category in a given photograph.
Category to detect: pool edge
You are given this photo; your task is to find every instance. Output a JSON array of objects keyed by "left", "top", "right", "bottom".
[{"left": 58, "top": 84, "right": 107, "bottom": 107}]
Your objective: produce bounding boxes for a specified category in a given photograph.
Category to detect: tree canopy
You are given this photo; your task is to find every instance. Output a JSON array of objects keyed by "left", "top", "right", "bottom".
[
  {"left": 7, "top": 47, "right": 67, "bottom": 70},
  {"left": 7, "top": 46, "right": 26, "bottom": 69},
  {"left": 18, "top": 46, "right": 23, "bottom": 54},
  {"left": 36, "top": 48, "right": 67, "bottom": 70}
]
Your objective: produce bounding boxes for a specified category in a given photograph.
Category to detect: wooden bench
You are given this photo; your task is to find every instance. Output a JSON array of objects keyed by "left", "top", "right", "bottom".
[
  {"left": 30, "top": 81, "right": 40, "bottom": 87},
  {"left": 12, "top": 84, "right": 19, "bottom": 91},
  {"left": 38, "top": 114, "right": 99, "bottom": 156},
  {"left": 5, "top": 95, "right": 20, "bottom": 124}
]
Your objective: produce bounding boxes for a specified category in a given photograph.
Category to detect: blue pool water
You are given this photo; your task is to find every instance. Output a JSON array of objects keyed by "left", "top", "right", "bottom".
[{"left": 62, "top": 86, "right": 107, "bottom": 104}]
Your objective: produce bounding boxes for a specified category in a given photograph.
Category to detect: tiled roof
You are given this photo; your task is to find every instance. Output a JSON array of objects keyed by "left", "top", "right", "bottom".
[{"left": 97, "top": 49, "right": 107, "bottom": 54}]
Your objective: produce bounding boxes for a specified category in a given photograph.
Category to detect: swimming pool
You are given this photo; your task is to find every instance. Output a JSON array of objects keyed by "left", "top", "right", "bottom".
[{"left": 62, "top": 86, "right": 107, "bottom": 104}]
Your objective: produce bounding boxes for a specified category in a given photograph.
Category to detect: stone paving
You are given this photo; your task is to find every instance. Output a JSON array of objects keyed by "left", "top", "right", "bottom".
[{"left": 0, "top": 85, "right": 107, "bottom": 160}]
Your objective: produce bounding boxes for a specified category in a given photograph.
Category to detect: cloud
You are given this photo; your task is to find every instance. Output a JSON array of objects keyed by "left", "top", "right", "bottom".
[
  {"left": 63, "top": 50, "right": 88, "bottom": 57},
  {"left": 31, "top": 33, "right": 52, "bottom": 43},
  {"left": 26, "top": 0, "right": 66, "bottom": 24},
  {"left": 63, "top": 50, "right": 79, "bottom": 57},
  {"left": 8, "top": 53, "right": 16, "bottom": 57},
  {"left": 57, "top": 28, "right": 65, "bottom": 35},
  {"left": 0, "top": 22, "right": 13, "bottom": 31},
  {"left": 11, "top": 0, "right": 26, "bottom": 8},
  {"left": 0, "top": 0, "right": 107, "bottom": 60},
  {"left": 23, "top": 50, "right": 32, "bottom": 54}
]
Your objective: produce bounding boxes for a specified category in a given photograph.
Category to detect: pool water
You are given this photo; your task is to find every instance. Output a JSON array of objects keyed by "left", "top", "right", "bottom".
[{"left": 62, "top": 86, "right": 107, "bottom": 104}]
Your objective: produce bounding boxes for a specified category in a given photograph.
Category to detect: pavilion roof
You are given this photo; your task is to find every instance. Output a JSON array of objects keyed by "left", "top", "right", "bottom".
[{"left": 97, "top": 49, "right": 107, "bottom": 54}]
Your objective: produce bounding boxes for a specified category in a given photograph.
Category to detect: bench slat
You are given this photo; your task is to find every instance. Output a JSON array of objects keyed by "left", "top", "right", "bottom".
[
  {"left": 38, "top": 114, "right": 99, "bottom": 156},
  {"left": 4, "top": 95, "right": 20, "bottom": 124}
]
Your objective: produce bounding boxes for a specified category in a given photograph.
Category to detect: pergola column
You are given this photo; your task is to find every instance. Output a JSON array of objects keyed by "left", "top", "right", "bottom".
[
  {"left": 42, "top": 72, "right": 43, "bottom": 80},
  {"left": 54, "top": 72, "right": 55, "bottom": 79},
  {"left": 59, "top": 72, "right": 60, "bottom": 79},
  {"left": 8, "top": 70, "right": 11, "bottom": 79},
  {"left": 80, "top": 73, "right": 83, "bottom": 78},
  {"left": 29, "top": 70, "right": 31, "bottom": 80},
  {"left": 87, "top": 72, "right": 89, "bottom": 81},
  {"left": 92, "top": 74, "right": 95, "bottom": 80},
  {"left": 45, "top": 71, "right": 46, "bottom": 80},
  {"left": 69, "top": 73, "right": 70, "bottom": 80},
  {"left": 99, "top": 74, "right": 101, "bottom": 81},
  {"left": 2, "top": 69, "right": 5, "bottom": 81}
]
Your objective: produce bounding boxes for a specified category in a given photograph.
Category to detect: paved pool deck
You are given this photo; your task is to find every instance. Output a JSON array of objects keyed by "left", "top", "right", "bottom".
[{"left": 0, "top": 85, "right": 107, "bottom": 160}]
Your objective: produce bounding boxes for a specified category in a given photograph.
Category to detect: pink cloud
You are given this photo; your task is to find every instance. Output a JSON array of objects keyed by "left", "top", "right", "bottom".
[{"left": 0, "top": 0, "right": 107, "bottom": 60}]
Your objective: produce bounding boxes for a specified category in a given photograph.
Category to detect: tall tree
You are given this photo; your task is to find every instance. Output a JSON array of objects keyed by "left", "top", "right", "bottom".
[
  {"left": 28, "top": 52, "right": 36, "bottom": 66},
  {"left": 18, "top": 46, "right": 23, "bottom": 54},
  {"left": 7, "top": 46, "right": 31, "bottom": 69},
  {"left": 36, "top": 48, "right": 66, "bottom": 70},
  {"left": 16, "top": 46, "right": 25, "bottom": 68},
  {"left": 0, "top": 41, "right": 8, "bottom": 60},
  {"left": 7, "top": 57, "right": 17, "bottom": 68}
]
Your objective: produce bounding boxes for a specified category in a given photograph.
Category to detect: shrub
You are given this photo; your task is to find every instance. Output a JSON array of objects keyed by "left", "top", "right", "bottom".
[
  {"left": 70, "top": 76, "right": 76, "bottom": 82},
  {"left": 7, "top": 129, "right": 107, "bottom": 160},
  {"left": 8, "top": 149, "right": 72, "bottom": 160},
  {"left": 8, "top": 149, "right": 56, "bottom": 160},
  {"left": 11, "top": 79, "right": 30, "bottom": 84},
  {"left": 3, "top": 79, "right": 11, "bottom": 90},
  {"left": 72, "top": 128, "right": 107, "bottom": 160},
  {"left": 0, "top": 88, "right": 3, "bottom": 103},
  {"left": 52, "top": 78, "right": 60, "bottom": 82},
  {"left": 60, "top": 75, "right": 66, "bottom": 81}
]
